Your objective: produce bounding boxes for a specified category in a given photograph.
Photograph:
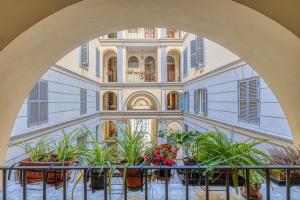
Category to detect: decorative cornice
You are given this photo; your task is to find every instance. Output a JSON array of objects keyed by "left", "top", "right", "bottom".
[
  {"left": 183, "top": 59, "right": 245, "bottom": 85},
  {"left": 9, "top": 112, "right": 100, "bottom": 146}
]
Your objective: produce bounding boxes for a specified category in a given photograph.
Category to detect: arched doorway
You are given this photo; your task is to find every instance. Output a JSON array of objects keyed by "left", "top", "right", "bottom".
[
  {"left": 144, "top": 56, "right": 156, "bottom": 82},
  {"left": 102, "top": 121, "right": 117, "bottom": 143},
  {"left": 103, "top": 50, "right": 117, "bottom": 82},
  {"left": 167, "top": 50, "right": 181, "bottom": 82},
  {"left": 103, "top": 91, "right": 117, "bottom": 110},
  {"left": 167, "top": 91, "right": 179, "bottom": 110},
  {"left": 126, "top": 92, "right": 159, "bottom": 142}
]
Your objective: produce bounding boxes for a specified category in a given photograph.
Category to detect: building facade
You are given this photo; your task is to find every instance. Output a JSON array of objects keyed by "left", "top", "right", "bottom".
[{"left": 7, "top": 28, "right": 292, "bottom": 164}]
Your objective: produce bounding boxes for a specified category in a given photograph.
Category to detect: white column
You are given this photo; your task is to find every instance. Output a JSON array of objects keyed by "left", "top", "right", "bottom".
[
  {"left": 122, "top": 47, "right": 127, "bottom": 82},
  {"left": 118, "top": 90, "right": 123, "bottom": 111},
  {"left": 117, "top": 46, "right": 123, "bottom": 82},
  {"left": 157, "top": 47, "right": 161, "bottom": 82},
  {"left": 160, "top": 46, "right": 167, "bottom": 82}
]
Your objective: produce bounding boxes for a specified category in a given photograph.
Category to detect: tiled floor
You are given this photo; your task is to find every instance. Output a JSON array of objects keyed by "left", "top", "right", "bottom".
[{"left": 1, "top": 172, "right": 300, "bottom": 200}]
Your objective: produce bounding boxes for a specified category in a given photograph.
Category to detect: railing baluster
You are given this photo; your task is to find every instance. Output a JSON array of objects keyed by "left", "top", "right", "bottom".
[
  {"left": 185, "top": 169, "right": 189, "bottom": 200},
  {"left": 165, "top": 169, "right": 168, "bottom": 200},
  {"left": 22, "top": 169, "right": 27, "bottom": 200},
  {"left": 63, "top": 169, "right": 67, "bottom": 200},
  {"left": 225, "top": 169, "right": 230, "bottom": 200},
  {"left": 144, "top": 169, "right": 148, "bottom": 200},
  {"left": 124, "top": 172, "right": 127, "bottom": 200},
  {"left": 246, "top": 169, "right": 250, "bottom": 200},
  {"left": 83, "top": 169, "right": 87, "bottom": 200},
  {"left": 140, "top": 168, "right": 143, "bottom": 192},
  {"left": 104, "top": 169, "right": 108, "bottom": 200},
  {"left": 205, "top": 173, "right": 209, "bottom": 200},
  {"left": 43, "top": 170, "right": 47, "bottom": 200},
  {"left": 2, "top": 169, "right": 6, "bottom": 200},
  {"left": 286, "top": 169, "right": 291, "bottom": 200},
  {"left": 265, "top": 169, "right": 270, "bottom": 200}
]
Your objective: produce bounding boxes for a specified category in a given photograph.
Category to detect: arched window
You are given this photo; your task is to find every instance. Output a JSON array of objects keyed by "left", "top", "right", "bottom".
[
  {"left": 128, "top": 56, "right": 139, "bottom": 68},
  {"left": 103, "top": 92, "right": 117, "bottom": 110},
  {"left": 167, "top": 91, "right": 179, "bottom": 110},
  {"left": 167, "top": 56, "right": 176, "bottom": 82},
  {"left": 145, "top": 56, "right": 156, "bottom": 82},
  {"left": 132, "top": 98, "right": 151, "bottom": 110}
]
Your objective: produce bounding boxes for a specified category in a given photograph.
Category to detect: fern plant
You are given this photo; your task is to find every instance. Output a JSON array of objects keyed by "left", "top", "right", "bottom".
[{"left": 199, "top": 131, "right": 267, "bottom": 191}]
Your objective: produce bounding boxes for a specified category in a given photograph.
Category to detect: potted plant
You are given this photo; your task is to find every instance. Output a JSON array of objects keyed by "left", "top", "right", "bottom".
[
  {"left": 144, "top": 144, "right": 177, "bottom": 180},
  {"left": 169, "top": 131, "right": 204, "bottom": 185},
  {"left": 199, "top": 131, "right": 267, "bottom": 199},
  {"left": 71, "top": 129, "right": 115, "bottom": 198},
  {"left": 19, "top": 129, "right": 84, "bottom": 187},
  {"left": 267, "top": 145, "right": 300, "bottom": 185},
  {"left": 115, "top": 126, "right": 146, "bottom": 190}
]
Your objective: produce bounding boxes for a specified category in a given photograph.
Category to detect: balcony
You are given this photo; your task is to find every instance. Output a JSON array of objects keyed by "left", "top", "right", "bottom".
[{"left": 2, "top": 165, "right": 300, "bottom": 199}]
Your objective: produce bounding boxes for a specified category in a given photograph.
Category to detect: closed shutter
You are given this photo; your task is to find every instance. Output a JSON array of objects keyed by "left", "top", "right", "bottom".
[
  {"left": 190, "top": 40, "right": 196, "bottom": 68},
  {"left": 96, "top": 91, "right": 100, "bottom": 111},
  {"left": 196, "top": 37, "right": 205, "bottom": 68},
  {"left": 202, "top": 88, "right": 207, "bottom": 116},
  {"left": 183, "top": 49, "right": 188, "bottom": 75},
  {"left": 80, "top": 43, "right": 89, "bottom": 68},
  {"left": 238, "top": 78, "right": 260, "bottom": 125},
  {"left": 194, "top": 90, "right": 197, "bottom": 113},
  {"left": 80, "top": 88, "right": 87, "bottom": 115},
  {"left": 184, "top": 92, "right": 189, "bottom": 113},
  {"left": 248, "top": 79, "right": 259, "bottom": 124},
  {"left": 27, "top": 80, "right": 48, "bottom": 127},
  {"left": 239, "top": 81, "right": 248, "bottom": 122},
  {"left": 179, "top": 93, "right": 184, "bottom": 110},
  {"left": 95, "top": 48, "right": 100, "bottom": 76}
]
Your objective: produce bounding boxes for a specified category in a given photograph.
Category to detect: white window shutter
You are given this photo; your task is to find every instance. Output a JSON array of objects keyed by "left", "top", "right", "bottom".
[
  {"left": 80, "top": 43, "right": 89, "bottom": 68},
  {"left": 248, "top": 79, "right": 259, "bottom": 124},
  {"left": 202, "top": 88, "right": 207, "bottom": 116},
  {"left": 196, "top": 37, "right": 205, "bottom": 68},
  {"left": 190, "top": 40, "right": 196, "bottom": 68},
  {"left": 238, "top": 78, "right": 260, "bottom": 125}
]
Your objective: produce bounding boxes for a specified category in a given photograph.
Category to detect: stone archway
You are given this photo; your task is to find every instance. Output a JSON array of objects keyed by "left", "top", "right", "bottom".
[{"left": 0, "top": 0, "right": 299, "bottom": 167}]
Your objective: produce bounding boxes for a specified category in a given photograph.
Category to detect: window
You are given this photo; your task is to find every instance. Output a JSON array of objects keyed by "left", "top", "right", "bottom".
[
  {"left": 96, "top": 91, "right": 100, "bottom": 111},
  {"left": 128, "top": 28, "right": 139, "bottom": 33},
  {"left": 184, "top": 92, "right": 189, "bottom": 113},
  {"left": 190, "top": 39, "right": 197, "bottom": 68},
  {"left": 184, "top": 124, "right": 189, "bottom": 132},
  {"left": 144, "top": 28, "right": 155, "bottom": 38},
  {"left": 191, "top": 37, "right": 205, "bottom": 68},
  {"left": 80, "top": 88, "right": 87, "bottom": 115},
  {"left": 196, "top": 37, "right": 205, "bottom": 68},
  {"left": 27, "top": 80, "right": 48, "bottom": 127},
  {"left": 239, "top": 78, "right": 260, "bottom": 125},
  {"left": 128, "top": 56, "right": 139, "bottom": 68},
  {"left": 80, "top": 43, "right": 89, "bottom": 68},
  {"left": 95, "top": 48, "right": 100, "bottom": 77},
  {"left": 183, "top": 48, "right": 188, "bottom": 75},
  {"left": 194, "top": 88, "right": 207, "bottom": 116}
]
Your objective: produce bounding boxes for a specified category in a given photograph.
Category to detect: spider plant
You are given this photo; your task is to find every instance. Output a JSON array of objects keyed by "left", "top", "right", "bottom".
[
  {"left": 53, "top": 129, "right": 86, "bottom": 163},
  {"left": 115, "top": 125, "right": 147, "bottom": 165},
  {"left": 71, "top": 129, "right": 115, "bottom": 199},
  {"left": 19, "top": 137, "right": 50, "bottom": 162},
  {"left": 199, "top": 130, "right": 267, "bottom": 191}
]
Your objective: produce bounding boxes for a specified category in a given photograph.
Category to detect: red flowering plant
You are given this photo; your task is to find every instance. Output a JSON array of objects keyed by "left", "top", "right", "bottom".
[{"left": 144, "top": 144, "right": 177, "bottom": 166}]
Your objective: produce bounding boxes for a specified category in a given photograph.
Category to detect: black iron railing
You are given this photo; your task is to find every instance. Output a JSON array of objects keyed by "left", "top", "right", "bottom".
[{"left": 1, "top": 165, "right": 300, "bottom": 200}]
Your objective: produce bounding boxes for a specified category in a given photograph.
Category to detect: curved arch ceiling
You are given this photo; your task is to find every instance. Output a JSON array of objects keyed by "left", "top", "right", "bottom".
[{"left": 0, "top": 0, "right": 299, "bottom": 51}]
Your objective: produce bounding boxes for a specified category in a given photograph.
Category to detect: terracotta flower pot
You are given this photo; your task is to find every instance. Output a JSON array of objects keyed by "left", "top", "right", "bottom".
[
  {"left": 19, "top": 158, "right": 75, "bottom": 187},
  {"left": 119, "top": 169, "right": 143, "bottom": 189},
  {"left": 240, "top": 184, "right": 262, "bottom": 200},
  {"left": 89, "top": 170, "right": 105, "bottom": 191}
]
